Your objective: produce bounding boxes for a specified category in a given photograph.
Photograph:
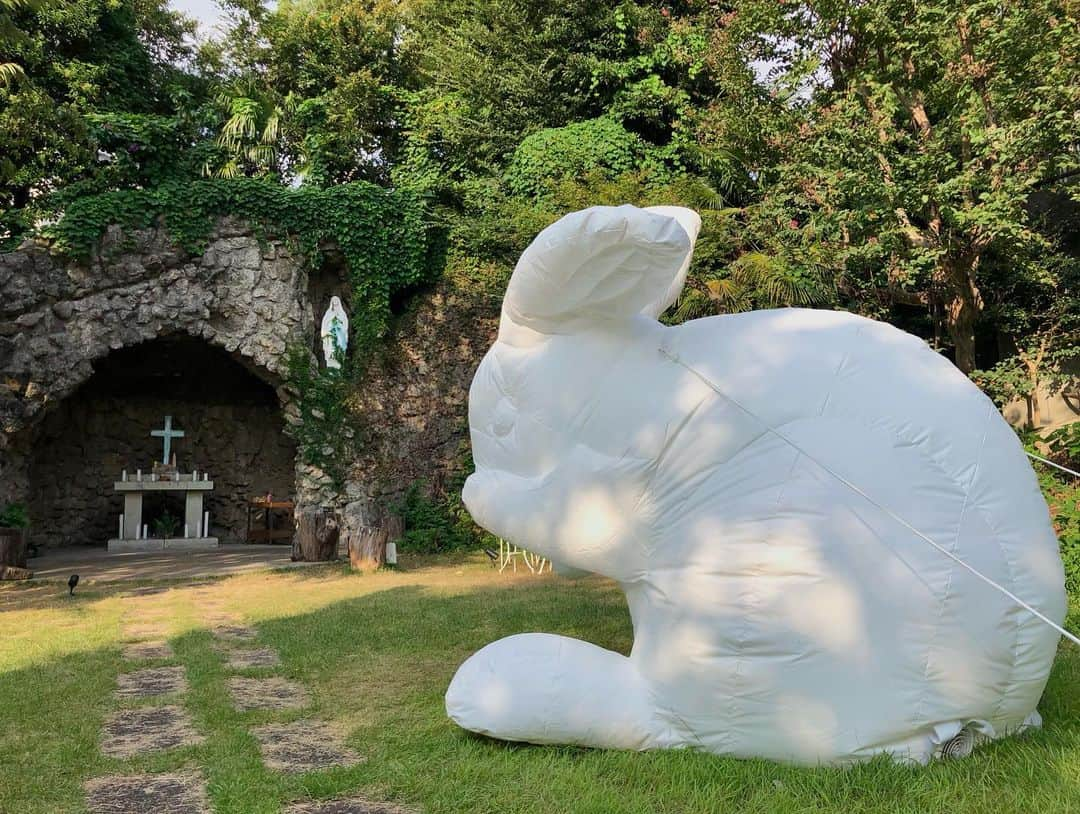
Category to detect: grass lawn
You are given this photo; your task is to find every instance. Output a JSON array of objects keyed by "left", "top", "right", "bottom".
[{"left": 1, "top": 552, "right": 1079, "bottom": 814}]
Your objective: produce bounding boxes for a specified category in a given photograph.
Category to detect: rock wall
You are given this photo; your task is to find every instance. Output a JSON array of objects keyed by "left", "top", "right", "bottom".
[
  {"left": 28, "top": 336, "right": 297, "bottom": 547},
  {"left": 0, "top": 219, "right": 332, "bottom": 548},
  {"left": 0, "top": 216, "right": 499, "bottom": 551},
  {"left": 342, "top": 276, "right": 500, "bottom": 528}
]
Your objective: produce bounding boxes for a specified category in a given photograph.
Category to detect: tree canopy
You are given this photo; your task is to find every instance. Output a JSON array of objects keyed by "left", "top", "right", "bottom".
[{"left": 1, "top": 0, "right": 1076, "bottom": 412}]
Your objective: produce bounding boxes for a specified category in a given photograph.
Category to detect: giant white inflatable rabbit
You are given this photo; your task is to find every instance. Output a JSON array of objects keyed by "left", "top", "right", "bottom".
[{"left": 445, "top": 204, "right": 1067, "bottom": 765}]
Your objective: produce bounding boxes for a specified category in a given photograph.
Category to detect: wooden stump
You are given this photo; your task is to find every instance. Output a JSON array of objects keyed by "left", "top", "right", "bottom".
[
  {"left": 291, "top": 509, "right": 339, "bottom": 562},
  {"left": 0, "top": 527, "right": 27, "bottom": 569},
  {"left": 384, "top": 514, "right": 404, "bottom": 544},
  {"left": 347, "top": 526, "right": 388, "bottom": 572}
]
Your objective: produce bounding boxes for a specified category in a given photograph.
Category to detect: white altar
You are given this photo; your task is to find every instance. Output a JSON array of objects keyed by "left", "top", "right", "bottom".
[
  {"left": 107, "top": 415, "right": 219, "bottom": 552},
  {"left": 108, "top": 474, "right": 218, "bottom": 552}
]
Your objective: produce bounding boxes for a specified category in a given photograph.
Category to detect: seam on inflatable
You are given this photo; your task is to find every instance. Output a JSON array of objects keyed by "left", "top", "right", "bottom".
[
  {"left": 774, "top": 448, "right": 804, "bottom": 507},
  {"left": 911, "top": 400, "right": 991, "bottom": 734},
  {"left": 631, "top": 390, "right": 715, "bottom": 560},
  {"left": 818, "top": 325, "right": 862, "bottom": 417}
]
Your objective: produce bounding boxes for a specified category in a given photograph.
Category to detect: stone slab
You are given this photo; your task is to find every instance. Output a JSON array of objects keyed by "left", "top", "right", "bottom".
[
  {"left": 225, "top": 647, "right": 281, "bottom": 669},
  {"left": 108, "top": 538, "right": 219, "bottom": 553},
  {"left": 227, "top": 676, "right": 310, "bottom": 711},
  {"left": 101, "top": 705, "right": 204, "bottom": 758},
  {"left": 115, "top": 666, "right": 187, "bottom": 699},
  {"left": 122, "top": 641, "right": 174, "bottom": 661},
  {"left": 27, "top": 544, "right": 317, "bottom": 583},
  {"left": 252, "top": 720, "right": 363, "bottom": 773},
  {"left": 121, "top": 624, "right": 169, "bottom": 641},
  {"left": 212, "top": 623, "right": 258, "bottom": 641},
  {"left": 85, "top": 772, "right": 209, "bottom": 814}
]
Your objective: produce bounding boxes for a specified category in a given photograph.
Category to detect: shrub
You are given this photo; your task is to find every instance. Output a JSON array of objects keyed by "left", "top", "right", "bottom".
[
  {"left": 1046, "top": 423, "right": 1080, "bottom": 471},
  {"left": 504, "top": 117, "right": 653, "bottom": 199},
  {"left": 0, "top": 503, "right": 29, "bottom": 529},
  {"left": 393, "top": 481, "right": 473, "bottom": 554}
]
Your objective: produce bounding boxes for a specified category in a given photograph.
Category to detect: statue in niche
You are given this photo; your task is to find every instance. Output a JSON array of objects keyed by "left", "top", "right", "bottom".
[{"left": 320, "top": 296, "right": 349, "bottom": 369}]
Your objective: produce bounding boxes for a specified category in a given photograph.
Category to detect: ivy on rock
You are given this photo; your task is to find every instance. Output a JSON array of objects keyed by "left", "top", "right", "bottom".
[
  {"left": 49, "top": 178, "right": 433, "bottom": 478},
  {"left": 51, "top": 178, "right": 430, "bottom": 354}
]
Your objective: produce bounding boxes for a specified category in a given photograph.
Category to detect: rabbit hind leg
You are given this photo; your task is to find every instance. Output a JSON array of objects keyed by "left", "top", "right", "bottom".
[{"left": 445, "top": 632, "right": 660, "bottom": 750}]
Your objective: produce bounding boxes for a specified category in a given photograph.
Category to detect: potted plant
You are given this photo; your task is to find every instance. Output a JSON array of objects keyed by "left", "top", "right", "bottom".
[
  {"left": 0, "top": 502, "right": 30, "bottom": 570},
  {"left": 151, "top": 509, "right": 181, "bottom": 539}
]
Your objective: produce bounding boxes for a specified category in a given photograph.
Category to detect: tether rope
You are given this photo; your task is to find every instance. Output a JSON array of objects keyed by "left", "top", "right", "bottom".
[
  {"left": 1026, "top": 451, "right": 1080, "bottom": 480},
  {"left": 659, "top": 346, "right": 1080, "bottom": 648}
]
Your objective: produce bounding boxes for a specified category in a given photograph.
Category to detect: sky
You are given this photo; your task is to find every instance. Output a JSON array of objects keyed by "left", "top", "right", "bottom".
[{"left": 170, "top": 0, "right": 228, "bottom": 38}]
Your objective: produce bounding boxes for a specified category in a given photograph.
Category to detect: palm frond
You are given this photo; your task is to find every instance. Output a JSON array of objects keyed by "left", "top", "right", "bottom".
[{"left": 0, "top": 61, "right": 22, "bottom": 85}]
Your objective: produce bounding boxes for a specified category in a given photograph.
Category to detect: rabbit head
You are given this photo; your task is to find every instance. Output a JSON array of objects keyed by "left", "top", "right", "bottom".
[{"left": 463, "top": 205, "right": 701, "bottom": 573}]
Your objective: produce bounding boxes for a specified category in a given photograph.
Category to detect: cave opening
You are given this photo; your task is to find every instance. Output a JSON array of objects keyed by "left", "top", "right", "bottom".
[{"left": 27, "top": 335, "right": 297, "bottom": 550}]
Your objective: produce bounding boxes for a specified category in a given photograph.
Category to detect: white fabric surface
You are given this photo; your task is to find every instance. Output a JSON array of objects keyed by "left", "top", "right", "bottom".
[{"left": 445, "top": 204, "right": 1067, "bottom": 765}]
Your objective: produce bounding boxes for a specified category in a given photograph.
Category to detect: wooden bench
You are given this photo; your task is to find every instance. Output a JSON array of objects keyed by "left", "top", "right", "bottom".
[{"left": 245, "top": 499, "right": 295, "bottom": 544}]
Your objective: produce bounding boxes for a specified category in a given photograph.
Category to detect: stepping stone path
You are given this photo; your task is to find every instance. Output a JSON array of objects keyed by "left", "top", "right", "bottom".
[
  {"left": 122, "top": 641, "right": 174, "bottom": 661},
  {"left": 116, "top": 666, "right": 187, "bottom": 699},
  {"left": 252, "top": 720, "right": 364, "bottom": 773},
  {"left": 85, "top": 772, "right": 208, "bottom": 814},
  {"left": 100, "top": 705, "right": 204, "bottom": 758},
  {"left": 284, "top": 799, "right": 408, "bottom": 814},
  {"left": 226, "top": 647, "right": 281, "bottom": 668},
  {"left": 228, "top": 676, "right": 311, "bottom": 710},
  {"left": 86, "top": 589, "right": 393, "bottom": 813}
]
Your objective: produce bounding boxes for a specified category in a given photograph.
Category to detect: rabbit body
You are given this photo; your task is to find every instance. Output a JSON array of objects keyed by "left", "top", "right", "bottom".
[{"left": 446, "top": 206, "right": 1066, "bottom": 765}]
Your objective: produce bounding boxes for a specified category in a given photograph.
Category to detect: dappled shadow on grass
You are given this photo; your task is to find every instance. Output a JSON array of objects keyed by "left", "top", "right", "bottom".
[
  {"left": 257, "top": 580, "right": 1080, "bottom": 814},
  {"left": 271, "top": 550, "right": 499, "bottom": 582},
  {"left": 2, "top": 570, "right": 1080, "bottom": 814}
]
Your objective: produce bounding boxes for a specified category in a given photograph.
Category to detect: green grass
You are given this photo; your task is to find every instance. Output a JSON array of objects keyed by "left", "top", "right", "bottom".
[{"left": 1, "top": 554, "right": 1079, "bottom": 814}]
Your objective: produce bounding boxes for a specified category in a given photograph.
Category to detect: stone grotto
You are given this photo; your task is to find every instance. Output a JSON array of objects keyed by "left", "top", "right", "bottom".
[{"left": 0, "top": 216, "right": 499, "bottom": 553}]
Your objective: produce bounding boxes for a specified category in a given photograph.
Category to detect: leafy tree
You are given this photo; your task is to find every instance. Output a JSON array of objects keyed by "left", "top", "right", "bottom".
[
  {"left": 396, "top": 0, "right": 670, "bottom": 188},
  {"left": 0, "top": 0, "right": 202, "bottom": 239},
  {"left": 722, "top": 0, "right": 1080, "bottom": 372},
  {"left": 974, "top": 193, "right": 1080, "bottom": 426},
  {"left": 205, "top": 0, "right": 414, "bottom": 185}
]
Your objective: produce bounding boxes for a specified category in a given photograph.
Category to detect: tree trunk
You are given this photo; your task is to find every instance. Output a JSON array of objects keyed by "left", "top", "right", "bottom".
[
  {"left": 0, "top": 528, "right": 27, "bottom": 568},
  {"left": 292, "top": 508, "right": 340, "bottom": 562},
  {"left": 348, "top": 526, "right": 388, "bottom": 572},
  {"left": 384, "top": 514, "right": 404, "bottom": 545},
  {"left": 942, "top": 255, "right": 984, "bottom": 374}
]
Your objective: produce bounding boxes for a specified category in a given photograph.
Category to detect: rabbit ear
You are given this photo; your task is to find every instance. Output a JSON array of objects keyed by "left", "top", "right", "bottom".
[
  {"left": 502, "top": 205, "right": 700, "bottom": 333},
  {"left": 641, "top": 206, "right": 701, "bottom": 318}
]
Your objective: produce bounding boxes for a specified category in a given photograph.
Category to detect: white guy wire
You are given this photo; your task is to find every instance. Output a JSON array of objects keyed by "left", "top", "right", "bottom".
[
  {"left": 1026, "top": 451, "right": 1080, "bottom": 479},
  {"left": 660, "top": 347, "right": 1080, "bottom": 648}
]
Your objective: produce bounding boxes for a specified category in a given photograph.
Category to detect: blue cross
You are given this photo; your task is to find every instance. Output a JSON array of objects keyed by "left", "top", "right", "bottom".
[{"left": 150, "top": 415, "right": 185, "bottom": 464}]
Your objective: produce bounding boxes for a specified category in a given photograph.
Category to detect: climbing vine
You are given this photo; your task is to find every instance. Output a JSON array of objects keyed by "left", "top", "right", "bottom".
[
  {"left": 49, "top": 178, "right": 434, "bottom": 477},
  {"left": 49, "top": 178, "right": 432, "bottom": 356}
]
